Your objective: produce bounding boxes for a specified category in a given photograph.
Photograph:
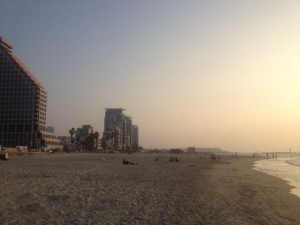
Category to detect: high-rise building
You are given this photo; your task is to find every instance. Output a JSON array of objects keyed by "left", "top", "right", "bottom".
[
  {"left": 0, "top": 37, "right": 61, "bottom": 150},
  {"left": 131, "top": 125, "right": 139, "bottom": 151},
  {"left": 124, "top": 115, "right": 132, "bottom": 150},
  {"left": 104, "top": 108, "right": 125, "bottom": 131},
  {"left": 104, "top": 108, "right": 125, "bottom": 150},
  {"left": 82, "top": 125, "right": 93, "bottom": 137},
  {"left": 103, "top": 108, "right": 136, "bottom": 151}
]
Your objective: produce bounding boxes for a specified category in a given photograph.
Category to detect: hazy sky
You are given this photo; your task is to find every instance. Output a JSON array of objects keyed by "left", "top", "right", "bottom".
[{"left": 1, "top": 0, "right": 300, "bottom": 152}]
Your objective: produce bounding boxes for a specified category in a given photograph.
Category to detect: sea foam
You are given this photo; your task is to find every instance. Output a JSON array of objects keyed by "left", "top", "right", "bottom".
[{"left": 253, "top": 157, "right": 300, "bottom": 198}]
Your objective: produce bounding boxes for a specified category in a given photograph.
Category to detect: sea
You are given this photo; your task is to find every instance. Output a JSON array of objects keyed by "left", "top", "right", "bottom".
[{"left": 253, "top": 156, "right": 300, "bottom": 198}]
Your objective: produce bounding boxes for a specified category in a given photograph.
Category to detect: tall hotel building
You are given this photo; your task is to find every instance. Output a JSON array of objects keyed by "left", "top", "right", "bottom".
[
  {"left": 0, "top": 37, "right": 61, "bottom": 149},
  {"left": 104, "top": 108, "right": 135, "bottom": 151},
  {"left": 131, "top": 125, "right": 139, "bottom": 150}
]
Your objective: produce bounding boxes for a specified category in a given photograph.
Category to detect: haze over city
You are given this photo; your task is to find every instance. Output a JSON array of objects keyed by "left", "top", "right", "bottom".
[{"left": 1, "top": 0, "right": 300, "bottom": 152}]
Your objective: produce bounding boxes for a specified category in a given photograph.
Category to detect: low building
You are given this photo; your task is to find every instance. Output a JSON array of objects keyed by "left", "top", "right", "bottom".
[
  {"left": 187, "top": 147, "right": 196, "bottom": 153},
  {"left": 38, "top": 131, "right": 62, "bottom": 150}
]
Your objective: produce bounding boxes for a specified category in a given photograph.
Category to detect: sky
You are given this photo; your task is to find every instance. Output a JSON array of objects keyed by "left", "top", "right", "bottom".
[{"left": 1, "top": 0, "right": 300, "bottom": 152}]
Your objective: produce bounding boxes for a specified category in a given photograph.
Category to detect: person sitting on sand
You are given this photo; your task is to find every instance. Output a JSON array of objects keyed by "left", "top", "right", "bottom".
[
  {"left": 123, "top": 159, "right": 137, "bottom": 165},
  {"left": 168, "top": 157, "right": 179, "bottom": 162},
  {"left": 210, "top": 153, "right": 217, "bottom": 161}
]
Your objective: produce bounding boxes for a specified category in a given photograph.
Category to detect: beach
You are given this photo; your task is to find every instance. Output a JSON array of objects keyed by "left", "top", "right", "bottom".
[
  {"left": 254, "top": 156, "right": 300, "bottom": 198},
  {"left": 1, "top": 153, "right": 300, "bottom": 225}
]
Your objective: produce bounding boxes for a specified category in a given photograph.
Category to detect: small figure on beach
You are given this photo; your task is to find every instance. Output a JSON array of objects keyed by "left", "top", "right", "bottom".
[
  {"left": 210, "top": 153, "right": 217, "bottom": 161},
  {"left": 122, "top": 159, "right": 137, "bottom": 165},
  {"left": 169, "top": 157, "right": 179, "bottom": 162}
]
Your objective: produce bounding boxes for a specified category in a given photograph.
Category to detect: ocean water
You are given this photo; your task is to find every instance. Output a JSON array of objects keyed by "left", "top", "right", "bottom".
[{"left": 253, "top": 157, "right": 300, "bottom": 198}]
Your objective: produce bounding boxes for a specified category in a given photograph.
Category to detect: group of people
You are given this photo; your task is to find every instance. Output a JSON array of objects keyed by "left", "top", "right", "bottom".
[
  {"left": 266, "top": 153, "right": 277, "bottom": 159},
  {"left": 169, "top": 156, "right": 180, "bottom": 162}
]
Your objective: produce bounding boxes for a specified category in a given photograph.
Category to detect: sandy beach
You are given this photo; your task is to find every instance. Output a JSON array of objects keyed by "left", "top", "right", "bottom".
[{"left": 1, "top": 153, "right": 300, "bottom": 225}]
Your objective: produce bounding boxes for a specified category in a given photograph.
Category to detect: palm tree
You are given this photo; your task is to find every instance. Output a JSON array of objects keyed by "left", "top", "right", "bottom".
[
  {"left": 83, "top": 133, "right": 95, "bottom": 151},
  {"left": 69, "top": 128, "right": 75, "bottom": 151}
]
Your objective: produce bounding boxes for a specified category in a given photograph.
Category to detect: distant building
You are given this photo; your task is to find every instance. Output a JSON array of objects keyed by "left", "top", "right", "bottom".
[
  {"left": 169, "top": 149, "right": 183, "bottom": 154},
  {"left": 69, "top": 125, "right": 99, "bottom": 151},
  {"left": 104, "top": 108, "right": 125, "bottom": 131},
  {"left": 104, "top": 108, "right": 126, "bottom": 151},
  {"left": 82, "top": 125, "right": 93, "bottom": 137},
  {"left": 131, "top": 125, "right": 139, "bottom": 151},
  {"left": 0, "top": 37, "right": 61, "bottom": 150},
  {"left": 103, "top": 108, "right": 138, "bottom": 151},
  {"left": 39, "top": 131, "right": 62, "bottom": 150},
  {"left": 124, "top": 116, "right": 132, "bottom": 151},
  {"left": 187, "top": 147, "right": 196, "bottom": 153},
  {"left": 46, "top": 126, "right": 55, "bottom": 133}
]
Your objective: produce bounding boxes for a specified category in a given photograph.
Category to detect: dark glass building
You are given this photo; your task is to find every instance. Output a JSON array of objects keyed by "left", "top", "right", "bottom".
[{"left": 0, "top": 37, "right": 60, "bottom": 149}]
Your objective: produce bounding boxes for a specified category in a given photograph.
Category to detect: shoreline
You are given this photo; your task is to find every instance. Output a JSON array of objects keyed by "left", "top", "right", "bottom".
[
  {"left": 1, "top": 153, "right": 300, "bottom": 224},
  {"left": 253, "top": 156, "right": 300, "bottom": 198}
]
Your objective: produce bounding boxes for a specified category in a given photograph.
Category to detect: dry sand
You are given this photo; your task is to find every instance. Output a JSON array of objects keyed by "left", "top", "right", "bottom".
[{"left": 1, "top": 153, "right": 300, "bottom": 225}]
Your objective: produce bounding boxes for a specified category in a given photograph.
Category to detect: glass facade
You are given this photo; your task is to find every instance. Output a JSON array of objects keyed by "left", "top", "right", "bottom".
[
  {"left": 104, "top": 108, "right": 134, "bottom": 151},
  {"left": 0, "top": 37, "right": 47, "bottom": 148}
]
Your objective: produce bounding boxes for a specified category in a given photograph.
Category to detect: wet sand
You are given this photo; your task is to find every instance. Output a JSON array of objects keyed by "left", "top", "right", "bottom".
[{"left": 1, "top": 153, "right": 300, "bottom": 225}]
